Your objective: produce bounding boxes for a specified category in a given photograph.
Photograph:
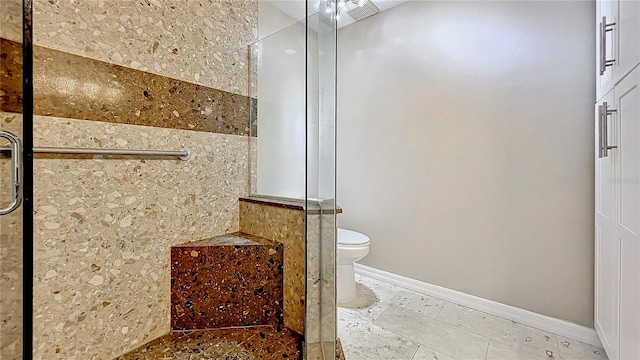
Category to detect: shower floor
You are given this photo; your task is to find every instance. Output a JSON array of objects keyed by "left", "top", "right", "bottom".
[{"left": 115, "top": 325, "right": 302, "bottom": 360}]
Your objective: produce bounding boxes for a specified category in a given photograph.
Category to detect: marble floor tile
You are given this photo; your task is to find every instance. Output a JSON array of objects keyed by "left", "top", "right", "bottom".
[
  {"left": 437, "top": 302, "right": 518, "bottom": 345},
  {"left": 338, "top": 282, "right": 390, "bottom": 322},
  {"left": 339, "top": 282, "right": 379, "bottom": 309},
  {"left": 339, "top": 311, "right": 421, "bottom": 360},
  {"left": 511, "top": 323, "right": 560, "bottom": 359},
  {"left": 366, "top": 278, "right": 446, "bottom": 318},
  {"left": 412, "top": 345, "right": 457, "bottom": 360},
  {"left": 339, "top": 301, "right": 390, "bottom": 322},
  {"left": 486, "top": 340, "right": 547, "bottom": 360},
  {"left": 557, "top": 336, "right": 608, "bottom": 360},
  {"left": 354, "top": 273, "right": 371, "bottom": 285},
  {"left": 375, "top": 305, "right": 490, "bottom": 360},
  {"left": 338, "top": 275, "right": 609, "bottom": 360}
]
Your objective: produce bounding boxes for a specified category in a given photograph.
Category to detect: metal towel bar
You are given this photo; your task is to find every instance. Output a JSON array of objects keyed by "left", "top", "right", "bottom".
[{"left": 0, "top": 146, "right": 191, "bottom": 161}]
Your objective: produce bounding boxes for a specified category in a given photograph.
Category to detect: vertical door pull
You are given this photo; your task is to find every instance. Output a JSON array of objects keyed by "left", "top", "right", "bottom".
[
  {"left": 602, "top": 102, "right": 617, "bottom": 158},
  {"left": 600, "top": 16, "right": 616, "bottom": 75},
  {"left": 0, "top": 131, "right": 22, "bottom": 215},
  {"left": 598, "top": 104, "right": 605, "bottom": 158}
]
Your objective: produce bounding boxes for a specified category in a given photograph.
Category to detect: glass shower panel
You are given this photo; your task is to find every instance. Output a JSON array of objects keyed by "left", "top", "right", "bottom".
[
  {"left": 306, "top": 1, "right": 337, "bottom": 358},
  {"left": 248, "top": 1, "right": 337, "bottom": 358},
  {"left": 249, "top": 20, "right": 307, "bottom": 199},
  {"left": 0, "top": 1, "right": 25, "bottom": 359}
]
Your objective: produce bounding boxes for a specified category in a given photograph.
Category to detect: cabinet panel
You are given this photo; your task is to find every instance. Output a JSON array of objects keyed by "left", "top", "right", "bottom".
[
  {"left": 616, "top": 66, "right": 640, "bottom": 360},
  {"left": 617, "top": 0, "right": 640, "bottom": 82},
  {"left": 595, "top": 90, "right": 618, "bottom": 357},
  {"left": 597, "top": 0, "right": 617, "bottom": 99},
  {"left": 618, "top": 69, "right": 639, "bottom": 234},
  {"left": 619, "top": 236, "right": 639, "bottom": 360}
]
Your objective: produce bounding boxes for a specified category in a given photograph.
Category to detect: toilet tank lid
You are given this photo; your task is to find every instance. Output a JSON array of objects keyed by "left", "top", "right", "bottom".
[{"left": 337, "top": 228, "right": 370, "bottom": 245}]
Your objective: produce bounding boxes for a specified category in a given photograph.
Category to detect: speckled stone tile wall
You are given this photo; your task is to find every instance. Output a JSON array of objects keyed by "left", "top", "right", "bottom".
[
  {"left": 2, "top": 1, "right": 258, "bottom": 359},
  {"left": 2, "top": 0, "right": 257, "bottom": 95},
  {"left": 171, "top": 233, "right": 284, "bottom": 330},
  {"left": 0, "top": 113, "right": 23, "bottom": 360},
  {"left": 0, "top": 0, "right": 22, "bottom": 42},
  {"left": 31, "top": 0, "right": 257, "bottom": 96},
  {"left": 239, "top": 199, "right": 306, "bottom": 336},
  {"left": 0, "top": 112, "right": 249, "bottom": 359}
]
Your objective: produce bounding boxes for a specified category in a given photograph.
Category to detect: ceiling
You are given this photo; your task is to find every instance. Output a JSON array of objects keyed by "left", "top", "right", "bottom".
[
  {"left": 336, "top": 0, "right": 407, "bottom": 28},
  {"left": 265, "top": 0, "right": 408, "bottom": 29}
]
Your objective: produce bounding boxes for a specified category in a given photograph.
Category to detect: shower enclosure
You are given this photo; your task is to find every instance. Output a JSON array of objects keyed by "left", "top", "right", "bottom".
[
  {"left": 0, "top": 0, "right": 337, "bottom": 358},
  {"left": 248, "top": 4, "right": 338, "bottom": 358}
]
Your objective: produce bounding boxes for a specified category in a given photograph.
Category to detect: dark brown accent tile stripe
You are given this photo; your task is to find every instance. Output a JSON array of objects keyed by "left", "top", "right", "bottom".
[
  {"left": 0, "top": 38, "right": 249, "bottom": 135},
  {"left": 0, "top": 38, "right": 22, "bottom": 112}
]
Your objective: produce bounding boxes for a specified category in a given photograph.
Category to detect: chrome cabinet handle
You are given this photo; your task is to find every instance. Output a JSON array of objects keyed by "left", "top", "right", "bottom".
[
  {"left": 600, "top": 16, "right": 616, "bottom": 75},
  {"left": 598, "top": 104, "right": 605, "bottom": 158},
  {"left": 0, "top": 131, "right": 22, "bottom": 215},
  {"left": 602, "top": 102, "right": 617, "bottom": 158}
]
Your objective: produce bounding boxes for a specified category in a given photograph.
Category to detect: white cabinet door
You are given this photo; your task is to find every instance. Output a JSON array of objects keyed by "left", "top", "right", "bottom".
[
  {"left": 597, "top": 0, "right": 640, "bottom": 100},
  {"left": 615, "top": 65, "right": 640, "bottom": 360},
  {"left": 597, "top": 0, "right": 617, "bottom": 99},
  {"left": 595, "top": 89, "right": 618, "bottom": 359},
  {"left": 617, "top": 1, "right": 640, "bottom": 82}
]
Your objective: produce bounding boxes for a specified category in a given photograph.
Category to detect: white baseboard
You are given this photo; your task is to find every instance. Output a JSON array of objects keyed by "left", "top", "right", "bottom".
[{"left": 354, "top": 263, "right": 602, "bottom": 348}]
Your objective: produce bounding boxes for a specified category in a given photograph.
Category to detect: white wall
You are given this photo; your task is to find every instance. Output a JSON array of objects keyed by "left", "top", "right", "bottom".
[
  {"left": 258, "top": 1, "right": 304, "bottom": 40},
  {"left": 337, "top": 0, "right": 596, "bottom": 326}
]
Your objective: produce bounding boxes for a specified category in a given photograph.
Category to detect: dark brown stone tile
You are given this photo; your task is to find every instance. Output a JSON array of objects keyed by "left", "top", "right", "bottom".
[
  {"left": 0, "top": 38, "right": 249, "bottom": 134},
  {"left": 171, "top": 233, "right": 284, "bottom": 330},
  {"left": 0, "top": 38, "right": 22, "bottom": 113},
  {"left": 336, "top": 338, "right": 346, "bottom": 359},
  {"left": 115, "top": 327, "right": 302, "bottom": 360}
]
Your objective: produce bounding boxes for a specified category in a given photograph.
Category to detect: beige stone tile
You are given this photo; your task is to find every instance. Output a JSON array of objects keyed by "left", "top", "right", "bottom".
[
  {"left": 338, "top": 281, "right": 389, "bottom": 322},
  {"left": 239, "top": 200, "right": 306, "bottom": 335},
  {"left": 412, "top": 345, "right": 457, "bottom": 360},
  {"left": 511, "top": 323, "right": 560, "bottom": 359},
  {"left": 486, "top": 340, "right": 548, "bottom": 360},
  {"left": 366, "top": 278, "right": 446, "bottom": 318},
  {"left": 15, "top": 114, "right": 248, "bottom": 360},
  {"left": 0, "top": 0, "right": 21, "bottom": 41},
  {"left": 339, "top": 311, "right": 421, "bottom": 360},
  {"left": 437, "top": 302, "right": 518, "bottom": 345},
  {"left": 557, "top": 336, "right": 608, "bottom": 360},
  {"left": 0, "top": 113, "right": 23, "bottom": 360},
  {"left": 375, "top": 305, "right": 489, "bottom": 360},
  {"left": 31, "top": 0, "right": 258, "bottom": 95}
]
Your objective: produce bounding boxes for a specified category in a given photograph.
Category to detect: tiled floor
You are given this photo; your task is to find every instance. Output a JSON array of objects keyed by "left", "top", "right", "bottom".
[{"left": 338, "top": 275, "right": 608, "bottom": 360}]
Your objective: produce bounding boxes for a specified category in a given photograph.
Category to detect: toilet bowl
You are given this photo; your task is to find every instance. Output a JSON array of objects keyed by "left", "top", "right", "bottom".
[{"left": 337, "top": 228, "right": 370, "bottom": 305}]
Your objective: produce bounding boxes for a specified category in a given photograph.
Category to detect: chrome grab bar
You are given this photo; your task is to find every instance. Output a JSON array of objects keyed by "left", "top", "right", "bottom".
[
  {"left": 600, "top": 16, "right": 616, "bottom": 75},
  {"left": 0, "top": 146, "right": 191, "bottom": 161},
  {"left": 0, "top": 131, "right": 23, "bottom": 215}
]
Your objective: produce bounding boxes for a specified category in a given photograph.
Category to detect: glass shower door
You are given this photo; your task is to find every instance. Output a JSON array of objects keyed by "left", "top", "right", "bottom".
[{"left": 247, "top": 0, "right": 337, "bottom": 357}]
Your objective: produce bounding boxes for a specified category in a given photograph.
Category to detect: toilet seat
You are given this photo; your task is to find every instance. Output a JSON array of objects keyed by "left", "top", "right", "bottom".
[{"left": 337, "top": 228, "right": 370, "bottom": 247}]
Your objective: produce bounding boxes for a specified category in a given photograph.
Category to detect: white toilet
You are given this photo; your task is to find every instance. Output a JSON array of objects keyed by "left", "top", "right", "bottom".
[{"left": 337, "top": 228, "right": 370, "bottom": 304}]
